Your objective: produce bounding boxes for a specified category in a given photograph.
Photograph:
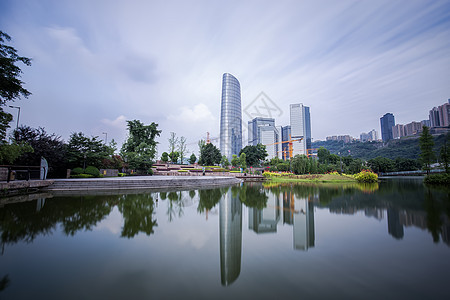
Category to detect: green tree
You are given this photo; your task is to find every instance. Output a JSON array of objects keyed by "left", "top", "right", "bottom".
[
  {"left": 178, "top": 136, "right": 187, "bottom": 164},
  {"left": 199, "top": 143, "right": 221, "bottom": 166},
  {"left": 168, "top": 132, "right": 178, "bottom": 160},
  {"left": 317, "top": 147, "right": 330, "bottom": 164},
  {"left": 239, "top": 144, "right": 268, "bottom": 166},
  {"left": 231, "top": 154, "right": 239, "bottom": 168},
  {"left": 189, "top": 153, "right": 197, "bottom": 164},
  {"left": 161, "top": 151, "right": 169, "bottom": 162},
  {"left": 66, "top": 132, "right": 113, "bottom": 169},
  {"left": 121, "top": 120, "right": 161, "bottom": 172},
  {"left": 439, "top": 136, "right": 450, "bottom": 173},
  {"left": 367, "top": 156, "right": 394, "bottom": 173},
  {"left": 291, "top": 155, "right": 310, "bottom": 174},
  {"left": 239, "top": 152, "right": 247, "bottom": 169},
  {"left": 220, "top": 155, "right": 230, "bottom": 168},
  {"left": 169, "top": 151, "right": 179, "bottom": 164},
  {"left": 419, "top": 126, "right": 435, "bottom": 175}
]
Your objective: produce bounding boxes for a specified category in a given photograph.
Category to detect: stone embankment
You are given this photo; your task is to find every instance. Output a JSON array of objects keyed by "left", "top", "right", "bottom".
[{"left": 43, "top": 176, "right": 242, "bottom": 191}]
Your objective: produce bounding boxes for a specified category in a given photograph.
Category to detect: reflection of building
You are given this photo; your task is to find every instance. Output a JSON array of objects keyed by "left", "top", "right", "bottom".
[
  {"left": 220, "top": 190, "right": 242, "bottom": 286},
  {"left": 283, "top": 190, "right": 294, "bottom": 225},
  {"left": 364, "top": 208, "right": 384, "bottom": 220},
  {"left": 293, "top": 197, "right": 315, "bottom": 250},
  {"left": 249, "top": 194, "right": 280, "bottom": 233},
  {"left": 220, "top": 73, "right": 242, "bottom": 161},
  {"left": 387, "top": 208, "right": 404, "bottom": 239}
]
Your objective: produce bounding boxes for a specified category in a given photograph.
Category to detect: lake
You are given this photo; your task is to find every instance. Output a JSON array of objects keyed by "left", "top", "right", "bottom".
[{"left": 1, "top": 178, "right": 449, "bottom": 299}]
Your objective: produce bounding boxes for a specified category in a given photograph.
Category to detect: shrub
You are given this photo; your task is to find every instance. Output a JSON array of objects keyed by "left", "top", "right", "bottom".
[
  {"left": 84, "top": 166, "right": 100, "bottom": 177},
  {"left": 354, "top": 170, "right": 378, "bottom": 183},
  {"left": 424, "top": 173, "right": 450, "bottom": 185},
  {"left": 178, "top": 170, "right": 189, "bottom": 172},
  {"left": 118, "top": 173, "right": 125, "bottom": 177},
  {"left": 70, "top": 174, "right": 95, "bottom": 178},
  {"left": 71, "top": 167, "right": 84, "bottom": 175}
]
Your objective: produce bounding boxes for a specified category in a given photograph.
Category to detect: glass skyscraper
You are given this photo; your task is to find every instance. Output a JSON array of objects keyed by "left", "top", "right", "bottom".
[
  {"left": 220, "top": 73, "right": 242, "bottom": 160},
  {"left": 380, "top": 113, "right": 395, "bottom": 142},
  {"left": 290, "top": 103, "right": 311, "bottom": 156}
]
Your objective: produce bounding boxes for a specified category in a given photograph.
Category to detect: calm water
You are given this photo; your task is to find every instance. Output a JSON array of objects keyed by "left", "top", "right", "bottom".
[{"left": 1, "top": 178, "right": 449, "bottom": 300}]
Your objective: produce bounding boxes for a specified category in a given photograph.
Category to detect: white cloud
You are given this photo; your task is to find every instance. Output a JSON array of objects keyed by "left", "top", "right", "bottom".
[{"left": 168, "top": 103, "right": 216, "bottom": 123}]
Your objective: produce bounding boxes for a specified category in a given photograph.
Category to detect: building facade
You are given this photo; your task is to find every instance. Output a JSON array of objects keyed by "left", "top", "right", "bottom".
[
  {"left": 429, "top": 100, "right": 450, "bottom": 128},
  {"left": 281, "top": 126, "right": 291, "bottom": 160},
  {"left": 220, "top": 73, "right": 242, "bottom": 160},
  {"left": 248, "top": 117, "right": 279, "bottom": 159},
  {"left": 380, "top": 113, "right": 395, "bottom": 142},
  {"left": 290, "top": 103, "right": 311, "bottom": 156}
]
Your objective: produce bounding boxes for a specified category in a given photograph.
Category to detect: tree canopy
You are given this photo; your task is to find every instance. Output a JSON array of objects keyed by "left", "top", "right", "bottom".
[
  {"left": 419, "top": 126, "right": 435, "bottom": 174},
  {"left": 239, "top": 144, "right": 267, "bottom": 167},
  {"left": 198, "top": 143, "right": 221, "bottom": 166}
]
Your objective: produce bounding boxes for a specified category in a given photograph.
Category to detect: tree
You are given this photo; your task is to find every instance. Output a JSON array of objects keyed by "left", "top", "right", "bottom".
[
  {"left": 168, "top": 132, "right": 178, "bottom": 161},
  {"left": 169, "top": 151, "right": 179, "bottom": 164},
  {"left": 178, "top": 136, "right": 187, "bottom": 164},
  {"left": 121, "top": 120, "right": 161, "bottom": 172},
  {"left": 198, "top": 143, "right": 221, "bottom": 166},
  {"left": 161, "top": 152, "right": 169, "bottom": 162},
  {"left": 12, "top": 126, "right": 67, "bottom": 177},
  {"left": 317, "top": 147, "right": 330, "bottom": 164},
  {"left": 439, "top": 135, "right": 449, "bottom": 173},
  {"left": 189, "top": 153, "right": 197, "bottom": 164},
  {"left": 367, "top": 156, "right": 394, "bottom": 173},
  {"left": 239, "top": 144, "right": 268, "bottom": 167},
  {"left": 220, "top": 155, "right": 230, "bottom": 168},
  {"left": 419, "top": 126, "right": 435, "bottom": 175},
  {"left": 66, "top": 132, "right": 113, "bottom": 169},
  {"left": 231, "top": 154, "right": 239, "bottom": 167},
  {"left": 239, "top": 153, "right": 247, "bottom": 169}
]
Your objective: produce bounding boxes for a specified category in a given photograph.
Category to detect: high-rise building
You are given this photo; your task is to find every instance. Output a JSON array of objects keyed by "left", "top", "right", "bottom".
[
  {"left": 290, "top": 103, "right": 311, "bottom": 156},
  {"left": 220, "top": 73, "right": 242, "bottom": 160},
  {"left": 392, "top": 124, "right": 405, "bottom": 139},
  {"left": 404, "top": 121, "right": 423, "bottom": 136},
  {"left": 369, "top": 129, "right": 378, "bottom": 141},
  {"left": 429, "top": 100, "right": 450, "bottom": 128},
  {"left": 380, "top": 113, "right": 395, "bottom": 142},
  {"left": 248, "top": 117, "right": 279, "bottom": 159},
  {"left": 281, "top": 126, "right": 291, "bottom": 160}
]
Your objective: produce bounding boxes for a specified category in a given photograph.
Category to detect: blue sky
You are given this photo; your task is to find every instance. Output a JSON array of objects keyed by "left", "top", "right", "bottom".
[{"left": 1, "top": 0, "right": 449, "bottom": 155}]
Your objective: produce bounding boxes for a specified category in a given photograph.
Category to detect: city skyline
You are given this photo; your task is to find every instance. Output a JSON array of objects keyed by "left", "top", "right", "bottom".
[{"left": 1, "top": 0, "right": 450, "bottom": 155}]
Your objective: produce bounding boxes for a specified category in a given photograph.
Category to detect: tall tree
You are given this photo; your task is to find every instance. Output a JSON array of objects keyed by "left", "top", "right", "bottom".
[
  {"left": 198, "top": 143, "right": 221, "bottom": 166},
  {"left": 121, "top": 120, "right": 161, "bottom": 172},
  {"left": 419, "top": 126, "right": 435, "bottom": 175},
  {"left": 66, "top": 132, "right": 113, "bottom": 169},
  {"left": 239, "top": 144, "right": 268, "bottom": 167},
  {"left": 189, "top": 153, "right": 197, "bottom": 164},
  {"left": 178, "top": 136, "right": 187, "bottom": 164},
  {"left": 168, "top": 132, "right": 178, "bottom": 162}
]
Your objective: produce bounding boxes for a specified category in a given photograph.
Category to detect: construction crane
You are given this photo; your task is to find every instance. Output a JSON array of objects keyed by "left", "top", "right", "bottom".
[
  {"left": 206, "top": 132, "right": 219, "bottom": 144},
  {"left": 264, "top": 136, "right": 303, "bottom": 160}
]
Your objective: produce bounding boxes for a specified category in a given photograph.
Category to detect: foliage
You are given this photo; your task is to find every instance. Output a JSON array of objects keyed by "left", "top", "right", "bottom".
[
  {"left": 12, "top": 126, "right": 67, "bottom": 177},
  {"left": 239, "top": 144, "right": 268, "bottom": 166},
  {"left": 120, "top": 120, "right": 161, "bottom": 171},
  {"left": 0, "top": 108, "right": 13, "bottom": 142},
  {"left": 317, "top": 147, "right": 330, "bottom": 164},
  {"left": 439, "top": 136, "right": 450, "bottom": 173},
  {"left": 424, "top": 173, "right": 450, "bottom": 185},
  {"left": 198, "top": 143, "right": 221, "bottom": 166},
  {"left": 189, "top": 153, "right": 196, "bottom": 164},
  {"left": 290, "top": 155, "right": 318, "bottom": 174},
  {"left": 101, "top": 154, "right": 126, "bottom": 170},
  {"left": 66, "top": 132, "right": 113, "bottom": 169},
  {"left": 197, "top": 188, "right": 222, "bottom": 213},
  {"left": 0, "top": 141, "right": 33, "bottom": 164},
  {"left": 367, "top": 156, "right": 394, "bottom": 173},
  {"left": 161, "top": 151, "right": 169, "bottom": 162},
  {"left": 220, "top": 155, "right": 229, "bottom": 168},
  {"left": 239, "top": 153, "right": 247, "bottom": 169},
  {"left": 231, "top": 154, "right": 239, "bottom": 167},
  {"left": 239, "top": 185, "right": 268, "bottom": 209},
  {"left": 419, "top": 126, "right": 435, "bottom": 174},
  {"left": 71, "top": 167, "right": 84, "bottom": 175},
  {"left": 168, "top": 132, "right": 178, "bottom": 161},
  {"left": 277, "top": 162, "right": 290, "bottom": 171},
  {"left": 169, "top": 151, "right": 179, "bottom": 164},
  {"left": 84, "top": 166, "right": 100, "bottom": 177},
  {"left": 354, "top": 170, "right": 378, "bottom": 183},
  {"left": 178, "top": 136, "right": 187, "bottom": 164},
  {"left": 70, "top": 174, "right": 95, "bottom": 178}
]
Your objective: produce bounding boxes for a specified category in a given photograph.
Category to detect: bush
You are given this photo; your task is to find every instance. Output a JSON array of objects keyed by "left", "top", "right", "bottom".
[
  {"left": 424, "top": 173, "right": 450, "bottom": 185},
  {"left": 71, "top": 167, "right": 84, "bottom": 175},
  {"left": 118, "top": 173, "right": 125, "bottom": 177},
  {"left": 70, "top": 174, "right": 95, "bottom": 178},
  {"left": 84, "top": 166, "right": 100, "bottom": 177},
  {"left": 354, "top": 170, "right": 378, "bottom": 183},
  {"left": 277, "top": 163, "right": 290, "bottom": 172}
]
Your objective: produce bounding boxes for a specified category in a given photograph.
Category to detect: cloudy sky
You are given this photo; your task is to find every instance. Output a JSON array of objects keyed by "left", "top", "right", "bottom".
[{"left": 1, "top": 0, "right": 449, "bottom": 156}]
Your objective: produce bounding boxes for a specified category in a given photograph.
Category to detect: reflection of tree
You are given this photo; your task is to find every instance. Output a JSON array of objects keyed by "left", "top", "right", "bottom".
[
  {"left": 189, "top": 190, "right": 196, "bottom": 199},
  {"left": 166, "top": 192, "right": 184, "bottom": 221},
  {"left": 424, "top": 188, "right": 442, "bottom": 243},
  {"left": 239, "top": 184, "right": 268, "bottom": 209},
  {"left": 0, "top": 275, "right": 10, "bottom": 292},
  {"left": 118, "top": 194, "right": 157, "bottom": 238},
  {"left": 160, "top": 192, "right": 167, "bottom": 200},
  {"left": 197, "top": 188, "right": 223, "bottom": 213}
]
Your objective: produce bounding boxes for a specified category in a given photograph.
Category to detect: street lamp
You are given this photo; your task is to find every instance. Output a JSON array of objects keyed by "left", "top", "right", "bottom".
[
  {"left": 9, "top": 105, "right": 20, "bottom": 129},
  {"left": 102, "top": 132, "right": 108, "bottom": 144}
]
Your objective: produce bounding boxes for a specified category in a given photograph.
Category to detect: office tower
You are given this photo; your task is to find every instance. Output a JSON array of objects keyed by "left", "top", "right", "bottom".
[
  {"left": 281, "top": 126, "right": 291, "bottom": 160},
  {"left": 276, "top": 126, "right": 282, "bottom": 159},
  {"left": 248, "top": 117, "right": 279, "bottom": 159},
  {"left": 369, "top": 129, "right": 378, "bottom": 141},
  {"left": 380, "top": 113, "right": 395, "bottom": 142},
  {"left": 220, "top": 73, "right": 242, "bottom": 160},
  {"left": 220, "top": 189, "right": 242, "bottom": 286},
  {"left": 290, "top": 103, "right": 311, "bottom": 156},
  {"left": 360, "top": 132, "right": 370, "bottom": 142},
  {"left": 429, "top": 100, "right": 450, "bottom": 128}
]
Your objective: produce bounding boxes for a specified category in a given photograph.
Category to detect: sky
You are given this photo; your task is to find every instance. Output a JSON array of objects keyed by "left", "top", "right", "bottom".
[{"left": 1, "top": 0, "right": 450, "bottom": 156}]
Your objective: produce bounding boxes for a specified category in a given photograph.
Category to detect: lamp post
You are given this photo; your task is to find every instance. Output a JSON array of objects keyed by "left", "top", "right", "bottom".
[
  {"left": 9, "top": 105, "right": 20, "bottom": 130},
  {"left": 102, "top": 132, "right": 108, "bottom": 144}
]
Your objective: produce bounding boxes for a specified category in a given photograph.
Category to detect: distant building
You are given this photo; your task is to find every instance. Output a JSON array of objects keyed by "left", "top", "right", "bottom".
[
  {"left": 369, "top": 129, "right": 378, "bottom": 141},
  {"left": 290, "top": 103, "right": 311, "bottom": 156},
  {"left": 248, "top": 117, "right": 279, "bottom": 159},
  {"left": 380, "top": 113, "right": 395, "bottom": 142},
  {"left": 429, "top": 99, "right": 450, "bottom": 128},
  {"left": 327, "top": 135, "right": 354, "bottom": 143},
  {"left": 421, "top": 120, "right": 431, "bottom": 128},
  {"left": 404, "top": 121, "right": 423, "bottom": 136},
  {"left": 281, "top": 125, "right": 291, "bottom": 160},
  {"left": 220, "top": 73, "right": 242, "bottom": 161},
  {"left": 392, "top": 124, "right": 405, "bottom": 139}
]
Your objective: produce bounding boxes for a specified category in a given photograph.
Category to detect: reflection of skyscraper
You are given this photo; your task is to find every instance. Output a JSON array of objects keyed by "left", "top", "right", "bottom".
[
  {"left": 248, "top": 194, "right": 280, "bottom": 233},
  {"left": 283, "top": 190, "right": 294, "bottom": 225},
  {"left": 387, "top": 208, "right": 404, "bottom": 239},
  {"left": 220, "top": 73, "right": 242, "bottom": 161},
  {"left": 219, "top": 190, "right": 242, "bottom": 286},
  {"left": 293, "top": 197, "right": 315, "bottom": 250}
]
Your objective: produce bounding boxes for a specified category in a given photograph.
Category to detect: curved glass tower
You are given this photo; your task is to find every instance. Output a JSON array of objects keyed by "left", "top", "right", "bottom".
[{"left": 220, "top": 73, "right": 242, "bottom": 160}]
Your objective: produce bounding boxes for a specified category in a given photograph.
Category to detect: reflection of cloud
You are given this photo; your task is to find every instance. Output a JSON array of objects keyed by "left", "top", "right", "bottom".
[
  {"left": 97, "top": 208, "right": 123, "bottom": 235},
  {"left": 168, "top": 103, "right": 215, "bottom": 123}
]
